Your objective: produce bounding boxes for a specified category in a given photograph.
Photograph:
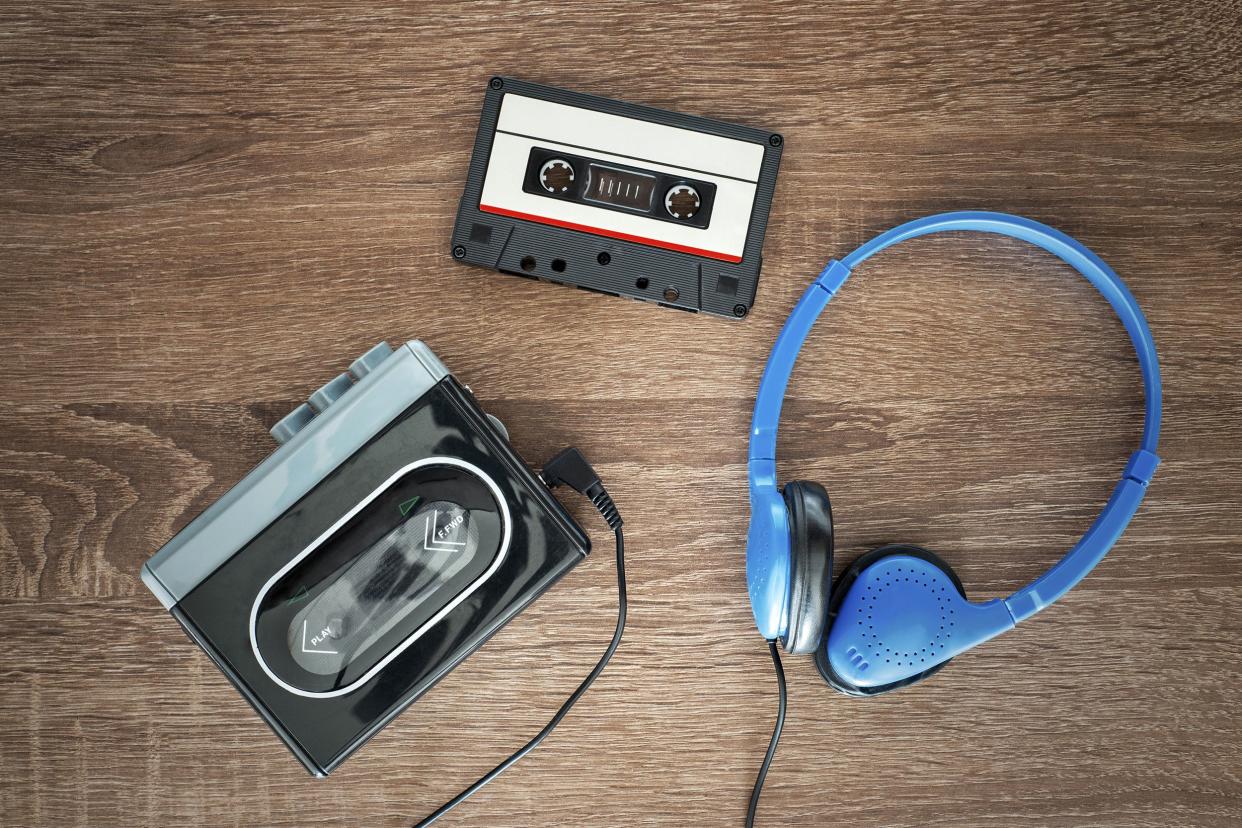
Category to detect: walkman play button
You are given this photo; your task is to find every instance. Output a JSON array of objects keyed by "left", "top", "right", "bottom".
[{"left": 141, "top": 341, "right": 614, "bottom": 782}]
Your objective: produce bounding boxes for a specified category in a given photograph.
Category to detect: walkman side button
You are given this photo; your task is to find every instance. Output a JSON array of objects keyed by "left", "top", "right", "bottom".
[
  {"left": 349, "top": 342, "right": 394, "bottom": 381},
  {"left": 486, "top": 414, "right": 509, "bottom": 441},
  {"left": 308, "top": 373, "right": 354, "bottom": 412},
  {"left": 270, "top": 403, "right": 315, "bottom": 445}
]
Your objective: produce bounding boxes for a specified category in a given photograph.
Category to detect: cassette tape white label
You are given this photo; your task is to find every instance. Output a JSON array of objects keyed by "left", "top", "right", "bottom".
[
  {"left": 481, "top": 94, "right": 763, "bottom": 262},
  {"left": 452, "top": 77, "right": 784, "bottom": 319}
]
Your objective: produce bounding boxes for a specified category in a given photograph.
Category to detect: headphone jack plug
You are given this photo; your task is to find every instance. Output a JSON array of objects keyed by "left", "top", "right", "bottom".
[{"left": 543, "top": 447, "right": 623, "bottom": 531}]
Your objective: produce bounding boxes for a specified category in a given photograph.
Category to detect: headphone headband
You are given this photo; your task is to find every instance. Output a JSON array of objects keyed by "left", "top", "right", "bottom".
[{"left": 747, "top": 211, "right": 1161, "bottom": 628}]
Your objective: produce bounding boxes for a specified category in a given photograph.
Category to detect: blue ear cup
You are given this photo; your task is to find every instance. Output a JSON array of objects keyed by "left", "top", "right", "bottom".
[
  {"left": 815, "top": 546, "right": 964, "bottom": 695},
  {"left": 816, "top": 546, "right": 1016, "bottom": 695},
  {"left": 779, "top": 481, "right": 834, "bottom": 654}
]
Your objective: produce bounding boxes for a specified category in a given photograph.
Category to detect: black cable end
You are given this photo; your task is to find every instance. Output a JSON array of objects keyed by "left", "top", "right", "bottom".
[
  {"left": 747, "top": 639, "right": 787, "bottom": 828},
  {"left": 543, "top": 447, "right": 622, "bottom": 530}
]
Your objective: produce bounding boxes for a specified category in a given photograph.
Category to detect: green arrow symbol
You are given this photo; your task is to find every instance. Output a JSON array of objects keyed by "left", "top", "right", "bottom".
[
  {"left": 398, "top": 496, "right": 422, "bottom": 517},
  {"left": 284, "top": 585, "right": 309, "bottom": 606}
]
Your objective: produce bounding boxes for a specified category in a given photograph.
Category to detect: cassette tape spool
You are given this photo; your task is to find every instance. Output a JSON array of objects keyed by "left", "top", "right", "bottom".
[{"left": 451, "top": 77, "right": 784, "bottom": 319}]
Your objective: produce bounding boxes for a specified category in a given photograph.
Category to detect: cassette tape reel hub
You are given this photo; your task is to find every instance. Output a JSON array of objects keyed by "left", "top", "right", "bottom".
[
  {"left": 666, "top": 185, "right": 700, "bottom": 220},
  {"left": 539, "top": 157, "right": 574, "bottom": 193}
]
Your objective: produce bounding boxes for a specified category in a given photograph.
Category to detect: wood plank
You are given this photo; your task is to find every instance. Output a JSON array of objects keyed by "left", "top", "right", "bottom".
[{"left": 1, "top": 1, "right": 1239, "bottom": 825}]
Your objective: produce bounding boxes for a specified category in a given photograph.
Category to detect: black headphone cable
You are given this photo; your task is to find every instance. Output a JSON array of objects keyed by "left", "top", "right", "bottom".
[
  {"left": 746, "top": 639, "right": 787, "bottom": 828},
  {"left": 415, "top": 448, "right": 626, "bottom": 827}
]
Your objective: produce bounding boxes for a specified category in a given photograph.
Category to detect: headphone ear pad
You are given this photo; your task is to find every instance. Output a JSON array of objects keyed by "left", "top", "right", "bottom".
[
  {"left": 815, "top": 545, "right": 969, "bottom": 696},
  {"left": 780, "top": 481, "right": 835, "bottom": 654}
]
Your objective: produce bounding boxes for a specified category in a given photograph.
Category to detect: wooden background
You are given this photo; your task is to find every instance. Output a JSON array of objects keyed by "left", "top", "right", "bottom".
[{"left": 1, "top": 2, "right": 1240, "bottom": 826}]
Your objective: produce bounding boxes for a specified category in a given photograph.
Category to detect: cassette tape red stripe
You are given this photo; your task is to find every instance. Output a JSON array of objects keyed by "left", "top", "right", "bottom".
[{"left": 478, "top": 203, "right": 743, "bottom": 263}]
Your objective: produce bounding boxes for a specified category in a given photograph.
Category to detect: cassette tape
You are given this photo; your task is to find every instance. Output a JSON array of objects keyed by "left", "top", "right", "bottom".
[{"left": 450, "top": 77, "right": 784, "bottom": 319}]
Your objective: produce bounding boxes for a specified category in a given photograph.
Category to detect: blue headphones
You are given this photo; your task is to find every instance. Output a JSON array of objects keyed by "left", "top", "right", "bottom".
[{"left": 746, "top": 211, "right": 1162, "bottom": 695}]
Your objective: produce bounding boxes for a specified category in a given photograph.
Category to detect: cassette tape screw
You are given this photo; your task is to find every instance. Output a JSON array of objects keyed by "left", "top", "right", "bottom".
[{"left": 539, "top": 158, "right": 575, "bottom": 193}]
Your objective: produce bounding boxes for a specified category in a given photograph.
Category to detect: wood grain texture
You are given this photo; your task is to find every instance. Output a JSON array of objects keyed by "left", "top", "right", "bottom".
[{"left": 1, "top": 1, "right": 1240, "bottom": 826}]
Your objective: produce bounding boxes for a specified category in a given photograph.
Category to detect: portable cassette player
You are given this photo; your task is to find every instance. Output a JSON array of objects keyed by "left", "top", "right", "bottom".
[{"left": 141, "top": 341, "right": 590, "bottom": 776}]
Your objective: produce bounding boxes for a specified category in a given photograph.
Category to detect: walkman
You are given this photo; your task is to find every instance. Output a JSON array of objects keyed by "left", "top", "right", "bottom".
[{"left": 141, "top": 340, "right": 626, "bottom": 798}]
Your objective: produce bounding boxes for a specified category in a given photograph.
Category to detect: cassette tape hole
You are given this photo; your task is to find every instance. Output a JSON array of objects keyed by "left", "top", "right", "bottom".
[
  {"left": 551, "top": 259, "right": 566, "bottom": 273},
  {"left": 520, "top": 256, "right": 536, "bottom": 272},
  {"left": 635, "top": 277, "right": 649, "bottom": 290}
]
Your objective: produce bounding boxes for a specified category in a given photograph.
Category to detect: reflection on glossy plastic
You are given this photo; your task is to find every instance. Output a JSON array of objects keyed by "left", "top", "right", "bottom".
[
  {"left": 250, "top": 457, "right": 509, "bottom": 698},
  {"left": 288, "top": 501, "right": 481, "bottom": 676}
]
